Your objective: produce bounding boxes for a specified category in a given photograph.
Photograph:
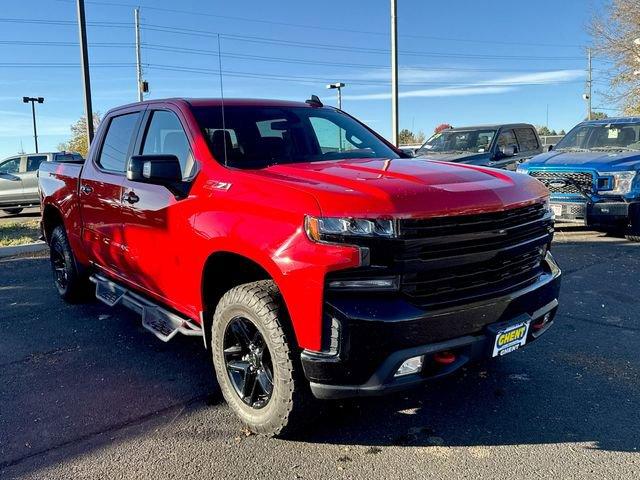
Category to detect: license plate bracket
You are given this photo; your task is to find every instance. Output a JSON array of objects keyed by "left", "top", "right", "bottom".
[{"left": 487, "top": 316, "right": 531, "bottom": 358}]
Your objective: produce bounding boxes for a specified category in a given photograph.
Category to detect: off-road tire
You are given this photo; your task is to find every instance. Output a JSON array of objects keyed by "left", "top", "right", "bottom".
[
  {"left": 49, "top": 225, "right": 90, "bottom": 303},
  {"left": 2, "top": 208, "right": 23, "bottom": 215},
  {"left": 211, "top": 280, "right": 313, "bottom": 437}
]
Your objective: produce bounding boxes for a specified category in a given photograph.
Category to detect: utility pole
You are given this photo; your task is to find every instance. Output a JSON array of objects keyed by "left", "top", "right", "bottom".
[
  {"left": 76, "top": 0, "right": 94, "bottom": 144},
  {"left": 22, "top": 96, "right": 44, "bottom": 153},
  {"left": 390, "top": 0, "right": 399, "bottom": 146},
  {"left": 587, "top": 48, "right": 592, "bottom": 121},
  {"left": 134, "top": 7, "right": 144, "bottom": 102}
]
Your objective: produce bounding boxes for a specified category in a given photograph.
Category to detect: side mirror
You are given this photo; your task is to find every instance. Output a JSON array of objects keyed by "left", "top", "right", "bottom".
[
  {"left": 547, "top": 144, "right": 554, "bottom": 152},
  {"left": 498, "top": 145, "right": 516, "bottom": 157},
  {"left": 127, "top": 154, "right": 187, "bottom": 197}
]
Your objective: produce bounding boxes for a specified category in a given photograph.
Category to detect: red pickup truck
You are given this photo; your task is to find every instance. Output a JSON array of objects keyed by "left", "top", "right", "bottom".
[{"left": 39, "top": 97, "right": 561, "bottom": 435}]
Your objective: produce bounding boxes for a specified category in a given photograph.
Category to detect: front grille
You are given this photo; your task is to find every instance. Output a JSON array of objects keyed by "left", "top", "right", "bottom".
[
  {"left": 397, "top": 203, "right": 553, "bottom": 308},
  {"left": 529, "top": 171, "right": 593, "bottom": 195}
]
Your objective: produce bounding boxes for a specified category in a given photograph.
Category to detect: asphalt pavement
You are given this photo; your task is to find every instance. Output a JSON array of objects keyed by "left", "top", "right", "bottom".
[{"left": 0, "top": 226, "right": 638, "bottom": 479}]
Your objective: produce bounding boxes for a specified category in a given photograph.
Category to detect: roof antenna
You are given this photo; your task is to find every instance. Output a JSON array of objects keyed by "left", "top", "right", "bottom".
[
  {"left": 306, "top": 95, "right": 323, "bottom": 107},
  {"left": 217, "top": 34, "right": 228, "bottom": 166}
]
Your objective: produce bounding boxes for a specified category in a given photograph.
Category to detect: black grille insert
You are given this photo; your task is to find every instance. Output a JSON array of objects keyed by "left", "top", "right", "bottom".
[{"left": 529, "top": 171, "right": 593, "bottom": 195}]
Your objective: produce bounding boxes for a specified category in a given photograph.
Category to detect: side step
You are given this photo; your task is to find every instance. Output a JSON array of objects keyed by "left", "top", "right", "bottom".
[{"left": 90, "top": 274, "right": 203, "bottom": 342}]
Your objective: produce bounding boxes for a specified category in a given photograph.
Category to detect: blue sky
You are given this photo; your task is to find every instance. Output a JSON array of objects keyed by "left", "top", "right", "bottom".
[{"left": 0, "top": 0, "right": 608, "bottom": 157}]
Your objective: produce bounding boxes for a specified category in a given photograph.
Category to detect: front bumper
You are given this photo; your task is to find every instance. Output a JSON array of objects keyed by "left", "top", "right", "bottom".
[
  {"left": 550, "top": 199, "right": 638, "bottom": 228},
  {"left": 301, "top": 252, "right": 561, "bottom": 400}
]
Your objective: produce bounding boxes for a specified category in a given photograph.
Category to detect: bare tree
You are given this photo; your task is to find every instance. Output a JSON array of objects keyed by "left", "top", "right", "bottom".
[{"left": 591, "top": 0, "right": 640, "bottom": 115}]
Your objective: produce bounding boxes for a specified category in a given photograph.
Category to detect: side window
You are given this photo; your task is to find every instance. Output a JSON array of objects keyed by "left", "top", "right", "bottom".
[
  {"left": 27, "top": 155, "right": 47, "bottom": 172},
  {"left": 97, "top": 112, "right": 140, "bottom": 172},
  {"left": 309, "top": 117, "right": 362, "bottom": 153},
  {"left": 0, "top": 157, "right": 21, "bottom": 174},
  {"left": 142, "top": 110, "right": 196, "bottom": 179},
  {"left": 497, "top": 129, "right": 518, "bottom": 151},
  {"left": 514, "top": 128, "right": 539, "bottom": 152}
]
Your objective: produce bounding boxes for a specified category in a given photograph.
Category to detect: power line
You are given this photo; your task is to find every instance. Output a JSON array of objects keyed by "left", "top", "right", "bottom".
[
  {"left": 52, "top": 0, "right": 587, "bottom": 49},
  {"left": 140, "top": 23, "right": 586, "bottom": 61}
]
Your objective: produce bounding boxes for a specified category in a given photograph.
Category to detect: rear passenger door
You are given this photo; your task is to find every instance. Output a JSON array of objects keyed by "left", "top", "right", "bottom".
[
  {"left": 21, "top": 154, "right": 48, "bottom": 203},
  {"left": 0, "top": 156, "right": 24, "bottom": 206}
]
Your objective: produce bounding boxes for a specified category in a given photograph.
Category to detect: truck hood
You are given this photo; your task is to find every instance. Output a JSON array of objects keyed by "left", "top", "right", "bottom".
[
  {"left": 416, "top": 151, "right": 492, "bottom": 165},
  {"left": 251, "top": 157, "right": 547, "bottom": 218},
  {"left": 527, "top": 150, "right": 640, "bottom": 171}
]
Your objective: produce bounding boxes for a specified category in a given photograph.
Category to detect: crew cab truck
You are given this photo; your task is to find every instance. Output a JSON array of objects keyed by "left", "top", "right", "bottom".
[
  {"left": 415, "top": 123, "right": 543, "bottom": 171},
  {"left": 518, "top": 117, "right": 640, "bottom": 241},
  {"left": 39, "top": 98, "right": 561, "bottom": 435}
]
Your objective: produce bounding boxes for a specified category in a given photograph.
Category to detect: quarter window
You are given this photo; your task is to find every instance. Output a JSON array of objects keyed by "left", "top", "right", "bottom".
[
  {"left": 97, "top": 112, "right": 140, "bottom": 172},
  {"left": 26, "top": 155, "right": 47, "bottom": 172},
  {"left": 142, "top": 111, "right": 196, "bottom": 179}
]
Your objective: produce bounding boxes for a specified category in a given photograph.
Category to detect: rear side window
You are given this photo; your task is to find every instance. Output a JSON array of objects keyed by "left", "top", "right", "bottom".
[
  {"left": 26, "top": 155, "right": 47, "bottom": 172},
  {"left": 97, "top": 112, "right": 140, "bottom": 172},
  {"left": 142, "top": 110, "right": 196, "bottom": 179},
  {"left": 515, "top": 128, "right": 539, "bottom": 151}
]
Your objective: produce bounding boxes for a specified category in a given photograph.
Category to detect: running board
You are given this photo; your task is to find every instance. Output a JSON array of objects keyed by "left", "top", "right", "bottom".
[{"left": 90, "top": 274, "right": 203, "bottom": 342}]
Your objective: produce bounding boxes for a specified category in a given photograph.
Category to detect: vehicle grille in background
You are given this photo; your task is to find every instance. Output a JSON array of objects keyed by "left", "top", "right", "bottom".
[
  {"left": 398, "top": 203, "right": 553, "bottom": 308},
  {"left": 529, "top": 171, "right": 593, "bottom": 195}
]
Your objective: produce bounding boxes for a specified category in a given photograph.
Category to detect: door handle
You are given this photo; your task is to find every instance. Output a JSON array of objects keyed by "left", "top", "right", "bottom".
[
  {"left": 80, "top": 184, "right": 93, "bottom": 195},
  {"left": 123, "top": 191, "right": 140, "bottom": 204}
]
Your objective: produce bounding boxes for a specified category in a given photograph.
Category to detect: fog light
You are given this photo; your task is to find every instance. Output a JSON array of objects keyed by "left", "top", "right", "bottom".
[{"left": 394, "top": 355, "right": 424, "bottom": 377}]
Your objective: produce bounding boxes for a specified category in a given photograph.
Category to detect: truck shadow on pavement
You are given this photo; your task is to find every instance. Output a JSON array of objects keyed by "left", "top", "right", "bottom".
[{"left": 1, "top": 237, "right": 638, "bottom": 476}]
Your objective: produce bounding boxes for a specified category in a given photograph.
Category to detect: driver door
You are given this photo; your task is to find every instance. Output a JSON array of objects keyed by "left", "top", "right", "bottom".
[
  {"left": 492, "top": 129, "right": 520, "bottom": 170},
  {"left": 0, "top": 156, "right": 24, "bottom": 207}
]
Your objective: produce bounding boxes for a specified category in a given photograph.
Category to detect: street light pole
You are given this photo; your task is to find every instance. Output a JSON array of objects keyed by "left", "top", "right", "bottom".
[
  {"left": 587, "top": 48, "right": 592, "bottom": 121},
  {"left": 22, "top": 97, "right": 44, "bottom": 153},
  {"left": 76, "top": 0, "right": 94, "bottom": 144},
  {"left": 326, "top": 82, "right": 345, "bottom": 109},
  {"left": 390, "top": 0, "right": 399, "bottom": 147}
]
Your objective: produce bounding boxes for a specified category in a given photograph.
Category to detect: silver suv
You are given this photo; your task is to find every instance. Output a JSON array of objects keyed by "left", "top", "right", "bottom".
[{"left": 0, "top": 152, "right": 83, "bottom": 215}]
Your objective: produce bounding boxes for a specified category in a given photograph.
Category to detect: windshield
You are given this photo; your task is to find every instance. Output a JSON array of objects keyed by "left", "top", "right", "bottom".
[
  {"left": 416, "top": 129, "right": 496, "bottom": 154},
  {"left": 191, "top": 106, "right": 400, "bottom": 168},
  {"left": 555, "top": 122, "right": 640, "bottom": 152}
]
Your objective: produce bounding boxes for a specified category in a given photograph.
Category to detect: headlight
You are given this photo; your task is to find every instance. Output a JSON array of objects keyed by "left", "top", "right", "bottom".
[
  {"left": 305, "top": 216, "right": 396, "bottom": 242},
  {"left": 516, "top": 164, "right": 529, "bottom": 174},
  {"left": 600, "top": 171, "right": 636, "bottom": 195}
]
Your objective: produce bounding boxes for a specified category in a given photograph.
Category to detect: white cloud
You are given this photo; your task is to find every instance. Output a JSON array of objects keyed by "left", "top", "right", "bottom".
[
  {"left": 344, "top": 85, "right": 515, "bottom": 101},
  {"left": 344, "top": 69, "right": 584, "bottom": 101}
]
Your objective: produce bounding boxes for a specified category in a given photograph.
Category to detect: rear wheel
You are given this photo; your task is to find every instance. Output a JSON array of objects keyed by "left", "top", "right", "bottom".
[
  {"left": 49, "top": 225, "right": 90, "bottom": 303},
  {"left": 2, "top": 208, "right": 23, "bottom": 215},
  {"left": 211, "top": 280, "right": 313, "bottom": 436}
]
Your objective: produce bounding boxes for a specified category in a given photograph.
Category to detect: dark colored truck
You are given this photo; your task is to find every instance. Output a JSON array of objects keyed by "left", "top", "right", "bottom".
[
  {"left": 415, "top": 123, "right": 543, "bottom": 171},
  {"left": 39, "top": 97, "right": 561, "bottom": 435}
]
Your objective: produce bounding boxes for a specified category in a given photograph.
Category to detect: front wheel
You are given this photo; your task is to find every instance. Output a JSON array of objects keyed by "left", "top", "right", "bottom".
[
  {"left": 49, "top": 225, "right": 90, "bottom": 303},
  {"left": 211, "top": 280, "right": 313, "bottom": 436}
]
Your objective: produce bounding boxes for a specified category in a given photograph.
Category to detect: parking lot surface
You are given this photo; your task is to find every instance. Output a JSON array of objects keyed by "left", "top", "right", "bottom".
[{"left": 1, "top": 226, "right": 638, "bottom": 479}]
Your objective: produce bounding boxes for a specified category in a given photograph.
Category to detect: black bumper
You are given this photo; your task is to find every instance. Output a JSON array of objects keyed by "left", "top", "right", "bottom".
[
  {"left": 301, "top": 252, "right": 561, "bottom": 400},
  {"left": 552, "top": 200, "right": 640, "bottom": 229}
]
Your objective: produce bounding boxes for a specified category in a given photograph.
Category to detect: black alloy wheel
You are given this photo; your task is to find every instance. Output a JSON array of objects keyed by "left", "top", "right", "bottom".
[{"left": 223, "top": 316, "right": 274, "bottom": 409}]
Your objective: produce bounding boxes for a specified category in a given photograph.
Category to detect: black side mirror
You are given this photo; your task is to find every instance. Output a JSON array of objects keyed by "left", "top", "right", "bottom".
[
  {"left": 547, "top": 144, "right": 554, "bottom": 152},
  {"left": 127, "top": 154, "right": 188, "bottom": 197}
]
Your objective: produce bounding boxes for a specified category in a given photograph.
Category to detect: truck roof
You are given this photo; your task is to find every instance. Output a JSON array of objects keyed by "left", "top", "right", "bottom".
[
  {"left": 443, "top": 123, "right": 535, "bottom": 131},
  {"left": 581, "top": 116, "right": 640, "bottom": 125},
  {"left": 110, "top": 98, "right": 318, "bottom": 111}
]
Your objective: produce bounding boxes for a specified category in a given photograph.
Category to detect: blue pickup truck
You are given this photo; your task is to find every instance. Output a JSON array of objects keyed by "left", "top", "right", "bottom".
[{"left": 517, "top": 117, "right": 640, "bottom": 241}]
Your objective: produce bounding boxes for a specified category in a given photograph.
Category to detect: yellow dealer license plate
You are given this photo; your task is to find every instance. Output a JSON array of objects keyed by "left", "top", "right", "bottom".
[{"left": 492, "top": 321, "right": 530, "bottom": 357}]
